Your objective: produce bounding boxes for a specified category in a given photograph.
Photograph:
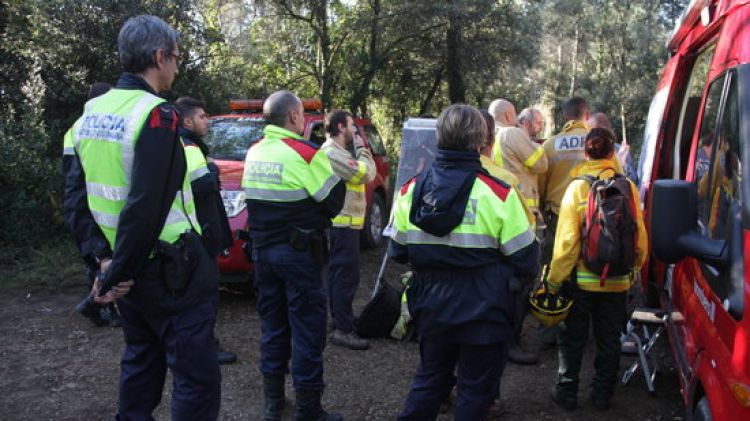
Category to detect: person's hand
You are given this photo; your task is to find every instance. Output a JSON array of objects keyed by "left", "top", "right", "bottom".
[
  {"left": 99, "top": 257, "right": 112, "bottom": 273},
  {"left": 91, "top": 278, "right": 134, "bottom": 304},
  {"left": 545, "top": 280, "right": 561, "bottom": 295},
  {"left": 617, "top": 140, "right": 630, "bottom": 165}
]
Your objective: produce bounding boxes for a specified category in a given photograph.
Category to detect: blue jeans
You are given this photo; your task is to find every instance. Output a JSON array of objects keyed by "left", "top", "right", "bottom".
[{"left": 253, "top": 242, "right": 328, "bottom": 390}]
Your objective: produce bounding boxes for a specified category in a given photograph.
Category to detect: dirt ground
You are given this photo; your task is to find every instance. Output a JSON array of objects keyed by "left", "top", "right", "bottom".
[{"left": 0, "top": 245, "right": 684, "bottom": 421}]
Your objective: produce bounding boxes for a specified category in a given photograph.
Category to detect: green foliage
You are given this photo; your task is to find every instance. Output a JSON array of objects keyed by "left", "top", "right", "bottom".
[{"left": 1, "top": 0, "right": 689, "bottom": 258}]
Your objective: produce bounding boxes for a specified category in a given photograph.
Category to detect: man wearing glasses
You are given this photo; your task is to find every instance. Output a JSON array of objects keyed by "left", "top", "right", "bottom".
[{"left": 64, "top": 15, "right": 221, "bottom": 420}]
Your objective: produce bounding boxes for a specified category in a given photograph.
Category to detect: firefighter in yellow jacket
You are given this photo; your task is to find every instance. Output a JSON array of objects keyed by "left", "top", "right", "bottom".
[
  {"left": 488, "top": 99, "right": 548, "bottom": 218},
  {"left": 321, "top": 110, "right": 376, "bottom": 351},
  {"left": 546, "top": 128, "right": 647, "bottom": 412}
]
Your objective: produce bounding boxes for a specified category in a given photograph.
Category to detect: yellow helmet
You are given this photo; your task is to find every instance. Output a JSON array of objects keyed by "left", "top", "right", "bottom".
[{"left": 529, "top": 266, "right": 573, "bottom": 327}]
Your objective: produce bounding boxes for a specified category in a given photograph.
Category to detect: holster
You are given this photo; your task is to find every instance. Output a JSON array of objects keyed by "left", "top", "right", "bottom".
[
  {"left": 155, "top": 231, "right": 199, "bottom": 293},
  {"left": 289, "top": 227, "right": 329, "bottom": 266},
  {"left": 238, "top": 229, "right": 253, "bottom": 262}
]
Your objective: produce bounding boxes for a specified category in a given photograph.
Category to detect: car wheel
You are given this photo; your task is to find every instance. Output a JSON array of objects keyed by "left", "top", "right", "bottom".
[
  {"left": 691, "top": 396, "right": 712, "bottom": 421},
  {"left": 361, "top": 193, "right": 386, "bottom": 249}
]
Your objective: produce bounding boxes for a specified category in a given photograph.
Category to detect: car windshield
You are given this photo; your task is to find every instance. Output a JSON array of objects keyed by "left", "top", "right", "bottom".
[{"left": 205, "top": 117, "right": 265, "bottom": 161}]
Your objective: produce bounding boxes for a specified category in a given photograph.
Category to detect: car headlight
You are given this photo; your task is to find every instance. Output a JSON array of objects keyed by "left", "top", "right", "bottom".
[{"left": 221, "top": 190, "right": 247, "bottom": 218}]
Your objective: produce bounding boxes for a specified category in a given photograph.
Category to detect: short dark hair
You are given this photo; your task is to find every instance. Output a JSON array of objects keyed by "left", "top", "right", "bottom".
[
  {"left": 584, "top": 128, "right": 615, "bottom": 160},
  {"left": 563, "top": 96, "right": 588, "bottom": 121},
  {"left": 479, "top": 109, "right": 495, "bottom": 149},
  {"left": 263, "top": 90, "right": 301, "bottom": 127},
  {"left": 436, "top": 104, "right": 486, "bottom": 152},
  {"left": 88, "top": 82, "right": 111, "bottom": 100},
  {"left": 174, "top": 96, "right": 206, "bottom": 120},
  {"left": 118, "top": 15, "right": 180, "bottom": 74},
  {"left": 324, "top": 110, "right": 352, "bottom": 137}
]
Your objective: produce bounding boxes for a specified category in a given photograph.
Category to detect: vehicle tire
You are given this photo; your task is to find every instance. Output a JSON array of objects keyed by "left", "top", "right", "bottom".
[
  {"left": 361, "top": 192, "right": 386, "bottom": 249},
  {"left": 691, "top": 396, "right": 712, "bottom": 421}
]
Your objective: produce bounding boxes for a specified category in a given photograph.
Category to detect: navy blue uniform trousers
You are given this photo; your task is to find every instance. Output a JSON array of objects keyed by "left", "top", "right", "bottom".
[
  {"left": 253, "top": 242, "right": 327, "bottom": 390},
  {"left": 116, "top": 296, "right": 221, "bottom": 421},
  {"left": 326, "top": 227, "right": 360, "bottom": 333},
  {"left": 399, "top": 339, "right": 508, "bottom": 421}
]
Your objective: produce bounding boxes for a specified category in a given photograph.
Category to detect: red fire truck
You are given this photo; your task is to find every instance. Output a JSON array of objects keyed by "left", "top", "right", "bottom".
[{"left": 640, "top": 1, "right": 750, "bottom": 419}]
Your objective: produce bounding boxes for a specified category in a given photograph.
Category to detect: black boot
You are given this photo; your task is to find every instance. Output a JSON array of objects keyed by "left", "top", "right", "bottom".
[
  {"left": 263, "top": 375, "right": 286, "bottom": 421},
  {"left": 294, "top": 389, "right": 342, "bottom": 421}
]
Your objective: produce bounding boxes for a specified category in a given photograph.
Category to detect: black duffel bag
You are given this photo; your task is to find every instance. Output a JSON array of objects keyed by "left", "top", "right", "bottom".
[{"left": 354, "top": 280, "right": 402, "bottom": 338}]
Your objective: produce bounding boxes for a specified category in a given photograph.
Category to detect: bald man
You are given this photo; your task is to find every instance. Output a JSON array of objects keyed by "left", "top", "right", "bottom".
[{"left": 242, "top": 90, "right": 345, "bottom": 421}]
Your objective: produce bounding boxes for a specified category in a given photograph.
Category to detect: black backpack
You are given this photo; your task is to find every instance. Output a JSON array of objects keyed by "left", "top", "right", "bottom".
[
  {"left": 354, "top": 280, "right": 402, "bottom": 338},
  {"left": 576, "top": 171, "right": 637, "bottom": 286}
]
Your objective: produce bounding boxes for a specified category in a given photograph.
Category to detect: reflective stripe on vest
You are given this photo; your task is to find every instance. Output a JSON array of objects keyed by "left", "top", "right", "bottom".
[
  {"left": 577, "top": 269, "right": 631, "bottom": 286},
  {"left": 349, "top": 161, "right": 368, "bottom": 185},
  {"left": 524, "top": 145, "right": 545, "bottom": 168},
  {"left": 332, "top": 215, "right": 366, "bottom": 227},
  {"left": 71, "top": 89, "right": 198, "bottom": 248}
]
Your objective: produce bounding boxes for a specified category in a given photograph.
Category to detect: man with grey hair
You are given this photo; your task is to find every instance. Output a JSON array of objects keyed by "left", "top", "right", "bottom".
[
  {"left": 518, "top": 107, "right": 545, "bottom": 143},
  {"left": 242, "top": 91, "right": 345, "bottom": 421},
  {"left": 64, "top": 15, "right": 221, "bottom": 420}
]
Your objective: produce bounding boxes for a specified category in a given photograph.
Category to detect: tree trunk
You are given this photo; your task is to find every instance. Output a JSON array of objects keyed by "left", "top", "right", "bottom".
[
  {"left": 569, "top": 27, "right": 579, "bottom": 98},
  {"left": 348, "top": 0, "right": 381, "bottom": 116},
  {"left": 446, "top": 0, "right": 465, "bottom": 104},
  {"left": 313, "top": 2, "right": 333, "bottom": 111},
  {"left": 419, "top": 68, "right": 444, "bottom": 116}
]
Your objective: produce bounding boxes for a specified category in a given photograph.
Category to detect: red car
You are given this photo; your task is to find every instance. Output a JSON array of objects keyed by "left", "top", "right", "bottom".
[
  {"left": 640, "top": 1, "right": 750, "bottom": 419},
  {"left": 204, "top": 99, "right": 391, "bottom": 279}
]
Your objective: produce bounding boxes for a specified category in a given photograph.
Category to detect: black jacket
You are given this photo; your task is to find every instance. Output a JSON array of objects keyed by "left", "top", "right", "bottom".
[{"left": 181, "top": 128, "right": 233, "bottom": 257}]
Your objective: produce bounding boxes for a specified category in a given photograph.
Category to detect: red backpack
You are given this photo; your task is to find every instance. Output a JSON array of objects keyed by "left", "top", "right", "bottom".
[{"left": 576, "top": 171, "right": 637, "bottom": 286}]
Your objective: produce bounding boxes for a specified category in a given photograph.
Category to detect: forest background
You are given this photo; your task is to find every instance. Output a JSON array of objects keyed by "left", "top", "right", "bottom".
[{"left": 0, "top": 0, "right": 687, "bottom": 267}]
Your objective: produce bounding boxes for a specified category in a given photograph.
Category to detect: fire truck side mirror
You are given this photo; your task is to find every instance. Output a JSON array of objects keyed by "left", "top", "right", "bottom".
[{"left": 650, "top": 180, "right": 729, "bottom": 268}]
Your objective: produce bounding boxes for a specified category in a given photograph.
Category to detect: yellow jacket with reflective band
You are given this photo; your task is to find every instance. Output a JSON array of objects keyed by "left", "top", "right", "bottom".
[
  {"left": 71, "top": 89, "right": 199, "bottom": 249},
  {"left": 241, "top": 125, "right": 340, "bottom": 203},
  {"left": 391, "top": 174, "right": 534, "bottom": 257},
  {"left": 547, "top": 159, "right": 648, "bottom": 292},
  {"left": 321, "top": 138, "right": 376, "bottom": 229},
  {"left": 480, "top": 155, "right": 535, "bottom": 229},
  {"left": 540, "top": 121, "right": 624, "bottom": 214},
  {"left": 491, "top": 125, "right": 548, "bottom": 212}
]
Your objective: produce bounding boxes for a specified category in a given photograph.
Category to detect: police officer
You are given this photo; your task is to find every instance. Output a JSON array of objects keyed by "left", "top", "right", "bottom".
[
  {"left": 64, "top": 82, "right": 122, "bottom": 328},
  {"left": 174, "top": 96, "right": 237, "bottom": 365},
  {"left": 321, "top": 110, "right": 376, "bottom": 351},
  {"left": 242, "top": 91, "right": 345, "bottom": 421},
  {"left": 390, "top": 104, "right": 538, "bottom": 420},
  {"left": 64, "top": 15, "right": 221, "bottom": 420}
]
